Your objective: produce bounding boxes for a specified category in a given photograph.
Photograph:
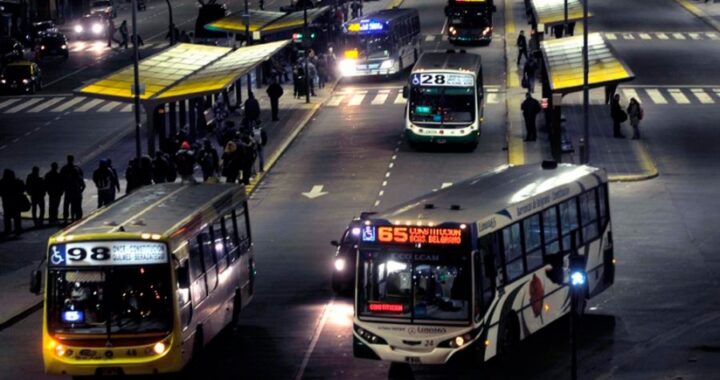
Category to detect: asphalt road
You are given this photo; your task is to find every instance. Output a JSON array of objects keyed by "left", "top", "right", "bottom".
[{"left": 2, "top": 0, "right": 720, "bottom": 379}]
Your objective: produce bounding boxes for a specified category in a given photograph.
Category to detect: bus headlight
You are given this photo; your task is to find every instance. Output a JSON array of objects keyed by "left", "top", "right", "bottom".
[
  {"left": 153, "top": 342, "right": 166, "bottom": 355},
  {"left": 339, "top": 59, "right": 356, "bottom": 76},
  {"left": 334, "top": 258, "right": 346, "bottom": 272},
  {"left": 74, "top": 24, "right": 83, "bottom": 33},
  {"left": 380, "top": 59, "right": 394, "bottom": 70},
  {"left": 449, "top": 26, "right": 457, "bottom": 35},
  {"left": 483, "top": 26, "right": 492, "bottom": 35}
]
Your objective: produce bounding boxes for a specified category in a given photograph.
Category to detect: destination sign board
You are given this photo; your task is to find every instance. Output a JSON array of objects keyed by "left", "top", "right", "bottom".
[{"left": 361, "top": 226, "right": 464, "bottom": 245}]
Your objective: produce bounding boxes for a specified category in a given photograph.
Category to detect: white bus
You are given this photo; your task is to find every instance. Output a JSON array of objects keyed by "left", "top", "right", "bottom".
[
  {"left": 338, "top": 8, "right": 422, "bottom": 77},
  {"left": 403, "top": 51, "right": 484, "bottom": 150},
  {"left": 353, "top": 163, "right": 615, "bottom": 365}
]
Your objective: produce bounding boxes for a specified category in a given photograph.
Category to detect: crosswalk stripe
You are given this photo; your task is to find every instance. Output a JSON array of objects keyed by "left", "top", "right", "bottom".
[
  {"left": 707, "top": 32, "right": 720, "bottom": 40},
  {"left": 51, "top": 96, "right": 85, "bottom": 112},
  {"left": 639, "top": 33, "right": 651, "bottom": 40},
  {"left": 691, "top": 88, "right": 714, "bottom": 104},
  {"left": 27, "top": 97, "right": 65, "bottom": 113},
  {"left": 486, "top": 93, "right": 499, "bottom": 104},
  {"left": 645, "top": 89, "right": 668, "bottom": 104},
  {"left": 688, "top": 33, "right": 701, "bottom": 40},
  {"left": 74, "top": 98, "right": 104, "bottom": 112},
  {"left": 98, "top": 101, "right": 122, "bottom": 112},
  {"left": 394, "top": 93, "right": 406, "bottom": 104},
  {"left": 605, "top": 33, "right": 616, "bottom": 40},
  {"left": 4, "top": 97, "right": 43, "bottom": 113},
  {"left": 0, "top": 98, "right": 21, "bottom": 110},
  {"left": 656, "top": 33, "right": 669, "bottom": 40},
  {"left": 668, "top": 88, "right": 690, "bottom": 104},
  {"left": 348, "top": 92, "right": 366, "bottom": 106},
  {"left": 371, "top": 90, "right": 389, "bottom": 105},
  {"left": 326, "top": 94, "right": 344, "bottom": 106},
  {"left": 672, "top": 33, "right": 686, "bottom": 40},
  {"left": 622, "top": 88, "right": 641, "bottom": 103},
  {"left": 622, "top": 33, "right": 635, "bottom": 40},
  {"left": 425, "top": 35, "right": 435, "bottom": 42},
  {"left": 714, "top": 89, "right": 720, "bottom": 98},
  {"left": 121, "top": 104, "right": 134, "bottom": 112}
]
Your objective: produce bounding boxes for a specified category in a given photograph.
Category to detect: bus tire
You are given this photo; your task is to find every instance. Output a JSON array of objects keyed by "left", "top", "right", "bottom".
[
  {"left": 388, "top": 362, "right": 413, "bottom": 379},
  {"left": 192, "top": 325, "right": 205, "bottom": 366},
  {"left": 497, "top": 313, "right": 520, "bottom": 368},
  {"left": 231, "top": 289, "right": 242, "bottom": 327},
  {"left": 413, "top": 49, "right": 418, "bottom": 63}
]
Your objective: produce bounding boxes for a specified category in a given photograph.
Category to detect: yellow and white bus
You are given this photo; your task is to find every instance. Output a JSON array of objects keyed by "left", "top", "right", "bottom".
[
  {"left": 33, "top": 183, "right": 256, "bottom": 376},
  {"left": 353, "top": 163, "right": 615, "bottom": 365}
]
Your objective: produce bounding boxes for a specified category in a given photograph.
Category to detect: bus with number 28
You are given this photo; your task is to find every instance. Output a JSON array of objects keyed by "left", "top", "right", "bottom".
[
  {"left": 33, "top": 183, "right": 256, "bottom": 377},
  {"left": 353, "top": 163, "right": 615, "bottom": 366}
]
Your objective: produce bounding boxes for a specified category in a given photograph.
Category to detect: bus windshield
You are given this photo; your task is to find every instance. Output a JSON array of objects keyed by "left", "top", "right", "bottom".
[
  {"left": 47, "top": 265, "right": 172, "bottom": 336},
  {"left": 344, "top": 33, "right": 392, "bottom": 57},
  {"left": 410, "top": 86, "right": 475, "bottom": 125},
  {"left": 357, "top": 250, "right": 471, "bottom": 322}
]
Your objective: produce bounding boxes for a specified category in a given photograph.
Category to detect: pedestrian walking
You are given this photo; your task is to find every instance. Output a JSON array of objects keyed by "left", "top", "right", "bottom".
[
  {"left": 175, "top": 141, "right": 197, "bottom": 183},
  {"left": 119, "top": 20, "right": 129, "bottom": 49},
  {"left": 106, "top": 158, "right": 120, "bottom": 202},
  {"left": 221, "top": 141, "right": 241, "bottom": 183},
  {"left": 44, "top": 162, "right": 63, "bottom": 224},
  {"left": 93, "top": 160, "right": 116, "bottom": 208},
  {"left": 293, "top": 66, "right": 304, "bottom": 98},
  {"left": 516, "top": 30, "right": 528, "bottom": 65},
  {"left": 252, "top": 124, "right": 267, "bottom": 173},
  {"left": 131, "top": 33, "right": 144, "bottom": 47},
  {"left": 523, "top": 57, "right": 537, "bottom": 93},
  {"left": 267, "top": 77, "right": 284, "bottom": 121},
  {"left": 60, "top": 155, "right": 85, "bottom": 223},
  {"left": 610, "top": 93, "right": 627, "bottom": 138},
  {"left": 0, "top": 169, "right": 25, "bottom": 236},
  {"left": 198, "top": 139, "right": 220, "bottom": 181},
  {"left": 243, "top": 92, "right": 261, "bottom": 128},
  {"left": 305, "top": 59, "right": 317, "bottom": 96},
  {"left": 626, "top": 97, "right": 643, "bottom": 140},
  {"left": 107, "top": 18, "right": 117, "bottom": 48},
  {"left": 521, "top": 92, "right": 541, "bottom": 141},
  {"left": 26, "top": 166, "right": 46, "bottom": 226},
  {"left": 125, "top": 158, "right": 141, "bottom": 193}
]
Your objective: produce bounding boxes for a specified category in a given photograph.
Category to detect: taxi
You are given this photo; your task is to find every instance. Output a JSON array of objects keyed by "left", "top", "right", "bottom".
[{"left": 0, "top": 60, "right": 42, "bottom": 94}]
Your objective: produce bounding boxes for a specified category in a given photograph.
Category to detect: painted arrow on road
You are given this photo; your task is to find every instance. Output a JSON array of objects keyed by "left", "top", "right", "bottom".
[{"left": 302, "top": 185, "right": 328, "bottom": 199}]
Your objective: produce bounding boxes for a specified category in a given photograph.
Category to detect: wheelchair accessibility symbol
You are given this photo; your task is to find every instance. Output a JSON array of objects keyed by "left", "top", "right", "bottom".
[{"left": 50, "top": 245, "right": 66, "bottom": 266}]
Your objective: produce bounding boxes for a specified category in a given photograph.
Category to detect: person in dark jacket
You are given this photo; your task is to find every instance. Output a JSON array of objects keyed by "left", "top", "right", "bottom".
[
  {"left": 26, "top": 166, "right": 46, "bottom": 226},
  {"left": 152, "top": 154, "right": 169, "bottom": 184},
  {"left": 521, "top": 92, "right": 542, "bottom": 141},
  {"left": 266, "top": 78, "right": 284, "bottom": 122},
  {"left": 60, "top": 155, "right": 85, "bottom": 223},
  {"left": 125, "top": 158, "right": 141, "bottom": 193},
  {"left": 610, "top": 94, "right": 626, "bottom": 138},
  {"left": 221, "top": 141, "right": 241, "bottom": 183},
  {"left": 139, "top": 156, "right": 153, "bottom": 186},
  {"left": 523, "top": 57, "right": 537, "bottom": 93},
  {"left": 175, "top": 141, "right": 197, "bottom": 183},
  {"left": 93, "top": 160, "right": 115, "bottom": 208},
  {"left": 106, "top": 158, "right": 120, "bottom": 202},
  {"left": 516, "top": 30, "right": 528, "bottom": 65},
  {"left": 198, "top": 139, "right": 219, "bottom": 181},
  {"left": 44, "top": 162, "right": 63, "bottom": 224},
  {"left": 243, "top": 92, "right": 261, "bottom": 127},
  {"left": 0, "top": 169, "right": 25, "bottom": 235}
]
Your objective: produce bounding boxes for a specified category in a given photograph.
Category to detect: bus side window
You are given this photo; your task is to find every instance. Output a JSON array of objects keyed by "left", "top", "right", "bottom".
[
  {"left": 212, "top": 220, "right": 228, "bottom": 273},
  {"left": 559, "top": 198, "right": 580, "bottom": 252},
  {"left": 598, "top": 184, "right": 609, "bottom": 226},
  {"left": 502, "top": 223, "right": 523, "bottom": 283},
  {"left": 579, "top": 190, "right": 599, "bottom": 243},
  {"left": 176, "top": 261, "right": 192, "bottom": 328},
  {"left": 188, "top": 238, "right": 207, "bottom": 303},
  {"left": 199, "top": 229, "right": 218, "bottom": 293},
  {"left": 523, "top": 213, "right": 544, "bottom": 272},
  {"left": 222, "top": 213, "right": 239, "bottom": 262},
  {"left": 543, "top": 206, "right": 560, "bottom": 255},
  {"left": 234, "top": 208, "right": 250, "bottom": 250}
]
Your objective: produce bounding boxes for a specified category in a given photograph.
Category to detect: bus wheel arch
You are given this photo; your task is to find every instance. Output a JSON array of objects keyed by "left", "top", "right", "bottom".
[
  {"left": 231, "top": 289, "right": 242, "bottom": 327},
  {"left": 497, "top": 312, "right": 520, "bottom": 361}
]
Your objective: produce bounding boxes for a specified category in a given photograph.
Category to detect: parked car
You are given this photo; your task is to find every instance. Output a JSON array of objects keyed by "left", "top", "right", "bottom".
[
  {"left": 73, "top": 14, "right": 108, "bottom": 40},
  {"left": 0, "top": 60, "right": 42, "bottom": 94},
  {"left": 38, "top": 33, "right": 69, "bottom": 59},
  {"left": 0, "top": 36, "right": 25, "bottom": 65},
  {"left": 90, "top": 0, "right": 117, "bottom": 18}
]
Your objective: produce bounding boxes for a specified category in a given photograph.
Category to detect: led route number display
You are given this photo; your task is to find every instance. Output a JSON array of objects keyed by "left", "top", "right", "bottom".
[
  {"left": 49, "top": 241, "right": 168, "bottom": 266},
  {"left": 362, "top": 226, "right": 463, "bottom": 245},
  {"left": 411, "top": 73, "right": 474, "bottom": 87}
]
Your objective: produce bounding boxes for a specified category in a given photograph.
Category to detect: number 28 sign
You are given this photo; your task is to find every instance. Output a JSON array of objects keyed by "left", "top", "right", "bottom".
[
  {"left": 411, "top": 73, "right": 474, "bottom": 87},
  {"left": 50, "top": 241, "right": 167, "bottom": 266}
]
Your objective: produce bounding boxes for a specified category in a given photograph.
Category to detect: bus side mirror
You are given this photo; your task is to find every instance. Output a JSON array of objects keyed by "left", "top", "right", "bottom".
[
  {"left": 330, "top": 240, "right": 340, "bottom": 247},
  {"left": 30, "top": 270, "right": 42, "bottom": 295},
  {"left": 402, "top": 85, "right": 408, "bottom": 99},
  {"left": 544, "top": 252, "right": 564, "bottom": 285}
]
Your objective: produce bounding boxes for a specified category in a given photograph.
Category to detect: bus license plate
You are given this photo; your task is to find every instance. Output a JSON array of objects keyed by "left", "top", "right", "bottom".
[
  {"left": 405, "top": 356, "right": 421, "bottom": 364},
  {"left": 96, "top": 367, "right": 124, "bottom": 376},
  {"left": 436, "top": 139, "right": 447, "bottom": 144}
]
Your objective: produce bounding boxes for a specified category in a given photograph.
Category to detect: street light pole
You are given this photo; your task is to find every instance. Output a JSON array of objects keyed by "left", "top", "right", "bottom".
[
  {"left": 245, "top": 0, "right": 252, "bottom": 97},
  {"left": 564, "top": 0, "right": 568, "bottom": 36},
  {"left": 165, "top": 0, "right": 175, "bottom": 45},
  {"left": 582, "top": 0, "right": 589, "bottom": 163},
  {"left": 303, "top": 4, "right": 310, "bottom": 104},
  {"left": 131, "top": 0, "right": 142, "bottom": 161}
]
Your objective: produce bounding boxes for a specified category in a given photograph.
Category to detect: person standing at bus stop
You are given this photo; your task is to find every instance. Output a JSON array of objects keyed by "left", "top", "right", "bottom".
[
  {"left": 521, "top": 92, "right": 541, "bottom": 142},
  {"left": 267, "top": 77, "right": 284, "bottom": 121},
  {"left": 44, "top": 162, "right": 63, "bottom": 225},
  {"left": 0, "top": 169, "right": 25, "bottom": 236},
  {"left": 61, "top": 155, "right": 85, "bottom": 223},
  {"left": 516, "top": 30, "right": 528, "bottom": 65},
  {"left": 610, "top": 94, "right": 627, "bottom": 138},
  {"left": 26, "top": 166, "right": 46, "bottom": 227}
]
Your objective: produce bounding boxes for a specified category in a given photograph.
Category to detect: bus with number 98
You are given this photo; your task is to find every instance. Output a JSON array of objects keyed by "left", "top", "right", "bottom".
[
  {"left": 402, "top": 51, "right": 484, "bottom": 151},
  {"left": 31, "top": 183, "right": 256, "bottom": 377}
]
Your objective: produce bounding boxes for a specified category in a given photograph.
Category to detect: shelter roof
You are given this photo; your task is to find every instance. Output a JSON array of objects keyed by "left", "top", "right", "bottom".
[
  {"left": 204, "top": 6, "right": 330, "bottom": 35},
  {"left": 531, "top": 0, "right": 591, "bottom": 26}
]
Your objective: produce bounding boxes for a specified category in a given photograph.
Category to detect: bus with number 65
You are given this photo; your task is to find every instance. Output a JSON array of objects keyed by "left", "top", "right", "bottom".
[{"left": 31, "top": 183, "right": 256, "bottom": 377}]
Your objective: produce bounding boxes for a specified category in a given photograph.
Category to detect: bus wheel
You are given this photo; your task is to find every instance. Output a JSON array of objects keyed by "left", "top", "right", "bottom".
[
  {"left": 413, "top": 49, "right": 418, "bottom": 63},
  {"left": 497, "top": 314, "right": 520, "bottom": 368},
  {"left": 388, "top": 362, "right": 413, "bottom": 379},
  {"left": 192, "top": 325, "right": 205, "bottom": 365},
  {"left": 231, "top": 290, "right": 242, "bottom": 327}
]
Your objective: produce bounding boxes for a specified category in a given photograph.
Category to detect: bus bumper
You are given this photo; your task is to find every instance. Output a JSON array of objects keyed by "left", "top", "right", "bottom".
[
  {"left": 405, "top": 128, "right": 479, "bottom": 145},
  {"left": 449, "top": 33, "right": 492, "bottom": 43},
  {"left": 353, "top": 335, "right": 461, "bottom": 365}
]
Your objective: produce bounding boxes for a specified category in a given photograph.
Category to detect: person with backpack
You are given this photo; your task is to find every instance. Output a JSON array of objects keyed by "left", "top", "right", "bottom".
[
  {"left": 93, "top": 160, "right": 115, "bottom": 208},
  {"left": 175, "top": 141, "right": 197, "bottom": 183},
  {"left": 626, "top": 97, "right": 643, "bottom": 140},
  {"left": 198, "top": 139, "right": 220, "bottom": 181},
  {"left": 60, "top": 155, "right": 85, "bottom": 222},
  {"left": 26, "top": 166, "right": 46, "bottom": 227},
  {"left": 610, "top": 94, "right": 627, "bottom": 138},
  {"left": 151, "top": 154, "right": 169, "bottom": 184},
  {"left": 44, "top": 162, "right": 63, "bottom": 225}
]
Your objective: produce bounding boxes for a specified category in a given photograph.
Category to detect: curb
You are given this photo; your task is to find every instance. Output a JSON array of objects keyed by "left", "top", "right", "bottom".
[
  {"left": 0, "top": 300, "right": 42, "bottom": 331},
  {"left": 674, "top": 0, "right": 720, "bottom": 32},
  {"left": 608, "top": 140, "right": 659, "bottom": 182}
]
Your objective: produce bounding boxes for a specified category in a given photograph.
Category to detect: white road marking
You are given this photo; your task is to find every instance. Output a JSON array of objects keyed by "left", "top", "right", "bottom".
[
  {"left": 301, "top": 184, "right": 328, "bottom": 199},
  {"left": 645, "top": 89, "right": 668, "bottom": 104},
  {"left": 98, "top": 101, "right": 123, "bottom": 112},
  {"left": 622, "top": 33, "right": 635, "bottom": 40},
  {"left": 713, "top": 88, "right": 720, "bottom": 98},
  {"left": 668, "top": 88, "right": 690, "bottom": 104},
  {"left": 388, "top": 162, "right": 394, "bottom": 169},
  {"left": 706, "top": 32, "right": 720, "bottom": 40},
  {"left": 348, "top": 91, "right": 366, "bottom": 106},
  {"left": 294, "top": 297, "right": 334, "bottom": 380},
  {"left": 326, "top": 94, "right": 344, "bottom": 106},
  {"left": 622, "top": 88, "right": 641, "bottom": 103},
  {"left": 672, "top": 33, "right": 686, "bottom": 40},
  {"left": 394, "top": 93, "right": 406, "bottom": 104},
  {"left": 51, "top": 96, "right": 85, "bottom": 112},
  {"left": 655, "top": 33, "right": 669, "bottom": 40},
  {"left": 374, "top": 200, "right": 381, "bottom": 207},
  {"left": 425, "top": 35, "right": 435, "bottom": 42},
  {"left": 0, "top": 98, "right": 21, "bottom": 110},
  {"left": 691, "top": 88, "right": 714, "bottom": 104},
  {"left": 688, "top": 32, "right": 701, "bottom": 40},
  {"left": 605, "top": 33, "right": 617, "bottom": 40},
  {"left": 371, "top": 90, "right": 389, "bottom": 105},
  {"left": 74, "top": 98, "right": 104, "bottom": 112},
  {"left": 378, "top": 190, "right": 384, "bottom": 197},
  {"left": 28, "top": 97, "right": 65, "bottom": 113},
  {"left": 441, "top": 182, "right": 453, "bottom": 189},
  {"left": 382, "top": 181, "right": 387, "bottom": 187},
  {"left": 487, "top": 93, "right": 499, "bottom": 104},
  {"left": 121, "top": 104, "right": 134, "bottom": 112},
  {"left": 639, "top": 33, "right": 652, "bottom": 40},
  {"left": 4, "top": 98, "right": 43, "bottom": 113}
]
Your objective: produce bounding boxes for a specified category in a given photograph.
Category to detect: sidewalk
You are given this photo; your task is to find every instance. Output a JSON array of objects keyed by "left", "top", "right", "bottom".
[
  {"left": 504, "top": 0, "right": 658, "bottom": 181},
  {"left": 675, "top": 0, "right": 720, "bottom": 32}
]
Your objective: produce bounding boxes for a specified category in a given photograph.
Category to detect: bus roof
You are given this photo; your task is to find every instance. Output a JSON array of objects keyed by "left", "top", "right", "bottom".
[
  {"left": 365, "top": 163, "right": 606, "bottom": 229},
  {"left": 55, "top": 183, "right": 246, "bottom": 242},
  {"left": 412, "top": 51, "right": 482, "bottom": 73},
  {"left": 345, "top": 8, "right": 418, "bottom": 30}
]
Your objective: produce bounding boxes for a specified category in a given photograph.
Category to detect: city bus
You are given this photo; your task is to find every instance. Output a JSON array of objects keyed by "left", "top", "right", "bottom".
[
  {"left": 353, "top": 162, "right": 615, "bottom": 366},
  {"left": 403, "top": 51, "right": 484, "bottom": 150},
  {"left": 32, "top": 183, "right": 256, "bottom": 376},
  {"left": 338, "top": 8, "right": 422, "bottom": 77},
  {"left": 445, "top": 0, "right": 495, "bottom": 44}
]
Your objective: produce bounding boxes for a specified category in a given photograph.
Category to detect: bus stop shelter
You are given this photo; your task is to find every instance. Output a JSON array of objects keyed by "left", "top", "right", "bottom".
[
  {"left": 528, "top": 0, "right": 592, "bottom": 37},
  {"left": 76, "top": 40, "right": 289, "bottom": 155},
  {"left": 204, "top": 7, "right": 331, "bottom": 40}
]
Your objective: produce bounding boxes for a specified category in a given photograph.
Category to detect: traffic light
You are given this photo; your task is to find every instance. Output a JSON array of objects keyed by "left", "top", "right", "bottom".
[{"left": 292, "top": 32, "right": 317, "bottom": 46}]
